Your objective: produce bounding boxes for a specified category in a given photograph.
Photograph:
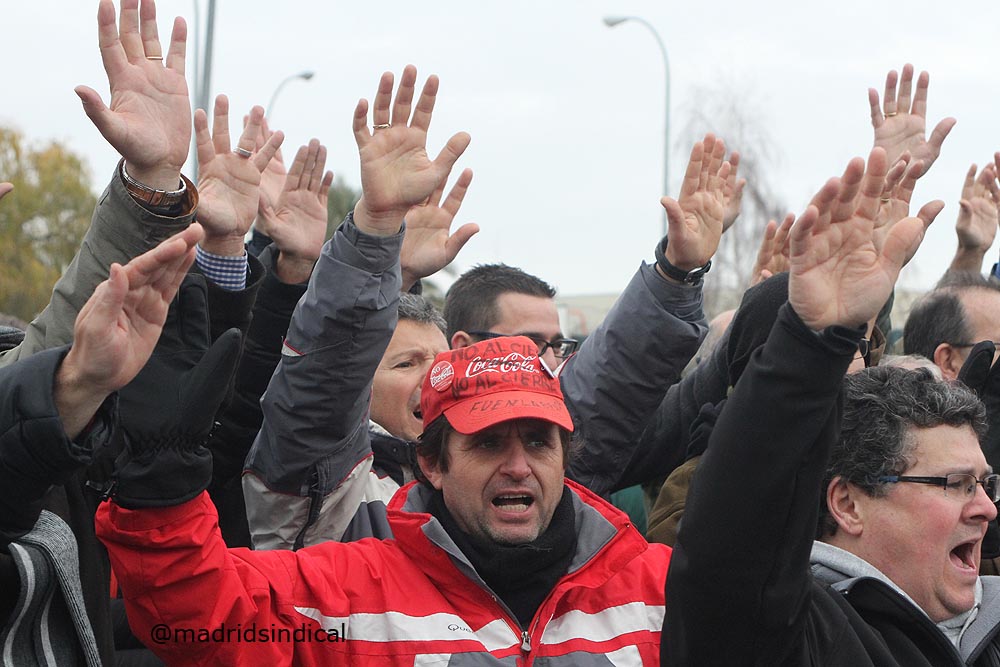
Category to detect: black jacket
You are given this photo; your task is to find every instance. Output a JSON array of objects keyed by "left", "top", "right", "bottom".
[{"left": 663, "top": 303, "right": 1000, "bottom": 666}]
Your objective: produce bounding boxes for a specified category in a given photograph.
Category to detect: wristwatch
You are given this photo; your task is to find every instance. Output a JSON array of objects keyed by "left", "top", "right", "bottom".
[
  {"left": 654, "top": 236, "right": 712, "bottom": 286},
  {"left": 119, "top": 159, "right": 187, "bottom": 208}
]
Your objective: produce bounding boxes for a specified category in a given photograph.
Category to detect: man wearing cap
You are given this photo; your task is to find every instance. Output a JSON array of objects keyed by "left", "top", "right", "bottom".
[{"left": 95, "top": 332, "right": 670, "bottom": 665}]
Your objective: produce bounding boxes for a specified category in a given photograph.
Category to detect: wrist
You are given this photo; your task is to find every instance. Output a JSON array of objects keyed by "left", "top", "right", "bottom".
[
  {"left": 55, "top": 351, "right": 111, "bottom": 439},
  {"left": 353, "top": 196, "right": 405, "bottom": 237},
  {"left": 655, "top": 236, "right": 712, "bottom": 286},
  {"left": 275, "top": 252, "right": 315, "bottom": 284},
  {"left": 199, "top": 233, "right": 247, "bottom": 258},
  {"left": 122, "top": 161, "right": 184, "bottom": 193},
  {"left": 951, "top": 244, "right": 988, "bottom": 273}
]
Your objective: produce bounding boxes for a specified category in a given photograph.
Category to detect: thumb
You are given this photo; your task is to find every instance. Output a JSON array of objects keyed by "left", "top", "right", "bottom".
[
  {"left": 75, "top": 86, "right": 120, "bottom": 142},
  {"left": 660, "top": 197, "right": 686, "bottom": 232},
  {"left": 180, "top": 327, "right": 242, "bottom": 417}
]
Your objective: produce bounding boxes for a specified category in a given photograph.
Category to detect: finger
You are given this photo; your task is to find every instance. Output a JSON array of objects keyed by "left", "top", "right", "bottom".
[
  {"left": 774, "top": 212, "right": 795, "bottom": 251},
  {"left": 253, "top": 129, "right": 284, "bottom": 173},
  {"left": 868, "top": 88, "right": 883, "bottom": 128},
  {"left": 372, "top": 71, "right": 394, "bottom": 128},
  {"left": 680, "top": 141, "right": 705, "bottom": 199},
  {"left": 0, "top": 183, "right": 12, "bottom": 201},
  {"left": 319, "top": 171, "right": 334, "bottom": 207},
  {"left": 911, "top": 70, "right": 929, "bottom": 117},
  {"left": 118, "top": 0, "right": 145, "bottom": 63},
  {"left": 85, "top": 263, "right": 129, "bottom": 331},
  {"left": 410, "top": 74, "right": 439, "bottom": 132},
  {"left": 855, "top": 149, "right": 886, "bottom": 222},
  {"left": 353, "top": 98, "right": 370, "bottom": 149},
  {"left": 301, "top": 139, "right": 319, "bottom": 191},
  {"left": 896, "top": 160, "right": 925, "bottom": 207},
  {"left": 74, "top": 86, "right": 121, "bottom": 141},
  {"left": 391, "top": 65, "right": 417, "bottom": 127},
  {"left": 444, "top": 223, "right": 480, "bottom": 263},
  {"left": 882, "top": 69, "right": 898, "bottom": 116},
  {"left": 896, "top": 63, "right": 914, "bottom": 113},
  {"left": 698, "top": 134, "right": 717, "bottom": 191},
  {"left": 754, "top": 219, "right": 778, "bottom": 269},
  {"left": 809, "top": 178, "right": 842, "bottom": 234},
  {"left": 789, "top": 205, "right": 820, "bottom": 259},
  {"left": 194, "top": 108, "right": 214, "bottom": 167},
  {"left": 960, "top": 163, "right": 977, "bottom": 198},
  {"left": 96, "top": 0, "right": 129, "bottom": 81},
  {"left": 975, "top": 163, "right": 995, "bottom": 194},
  {"left": 442, "top": 168, "right": 473, "bottom": 217},
  {"left": 710, "top": 162, "right": 732, "bottom": 200},
  {"left": 426, "top": 161, "right": 453, "bottom": 208},
  {"left": 211, "top": 94, "right": 232, "bottom": 155},
  {"left": 238, "top": 104, "right": 264, "bottom": 157},
  {"left": 661, "top": 196, "right": 686, "bottom": 233},
  {"left": 883, "top": 158, "right": 908, "bottom": 198},
  {"left": 833, "top": 157, "right": 868, "bottom": 223},
  {"left": 927, "top": 117, "right": 956, "bottom": 155},
  {"left": 882, "top": 202, "right": 943, "bottom": 268},
  {"left": 138, "top": 0, "right": 162, "bottom": 59},
  {"left": 165, "top": 16, "right": 186, "bottom": 74},
  {"left": 431, "top": 132, "right": 471, "bottom": 175},
  {"left": 308, "top": 143, "right": 327, "bottom": 193},
  {"left": 707, "top": 139, "right": 727, "bottom": 192},
  {"left": 284, "top": 143, "right": 309, "bottom": 192}
]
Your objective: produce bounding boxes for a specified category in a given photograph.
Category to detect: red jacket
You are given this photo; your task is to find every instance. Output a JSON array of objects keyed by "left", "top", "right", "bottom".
[{"left": 96, "top": 480, "right": 669, "bottom": 666}]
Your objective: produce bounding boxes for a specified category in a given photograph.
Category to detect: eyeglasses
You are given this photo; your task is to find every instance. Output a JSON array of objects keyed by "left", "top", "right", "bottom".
[
  {"left": 468, "top": 331, "right": 579, "bottom": 359},
  {"left": 877, "top": 473, "right": 1000, "bottom": 502}
]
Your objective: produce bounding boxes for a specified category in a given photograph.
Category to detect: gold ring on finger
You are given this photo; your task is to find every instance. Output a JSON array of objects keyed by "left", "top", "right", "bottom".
[{"left": 373, "top": 123, "right": 391, "bottom": 130}]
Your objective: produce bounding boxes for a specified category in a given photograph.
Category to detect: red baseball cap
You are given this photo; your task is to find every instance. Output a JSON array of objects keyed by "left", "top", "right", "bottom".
[{"left": 421, "top": 336, "right": 575, "bottom": 435}]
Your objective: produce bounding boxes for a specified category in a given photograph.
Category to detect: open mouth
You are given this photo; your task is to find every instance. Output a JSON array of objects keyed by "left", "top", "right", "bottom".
[
  {"left": 492, "top": 495, "right": 534, "bottom": 513},
  {"left": 950, "top": 541, "right": 978, "bottom": 572}
]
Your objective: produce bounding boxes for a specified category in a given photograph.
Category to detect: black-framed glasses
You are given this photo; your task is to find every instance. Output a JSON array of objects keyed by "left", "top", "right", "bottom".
[
  {"left": 468, "top": 331, "right": 579, "bottom": 359},
  {"left": 877, "top": 473, "right": 1000, "bottom": 502}
]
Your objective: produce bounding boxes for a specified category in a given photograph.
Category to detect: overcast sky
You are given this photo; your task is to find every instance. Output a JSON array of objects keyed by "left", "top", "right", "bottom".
[{"left": 5, "top": 0, "right": 1000, "bottom": 297}]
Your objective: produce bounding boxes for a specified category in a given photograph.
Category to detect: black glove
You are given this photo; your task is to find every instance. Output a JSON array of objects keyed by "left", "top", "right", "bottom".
[{"left": 112, "top": 274, "right": 243, "bottom": 509}]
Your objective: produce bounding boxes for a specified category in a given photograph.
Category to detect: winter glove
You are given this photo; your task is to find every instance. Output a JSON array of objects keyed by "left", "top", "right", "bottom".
[
  {"left": 112, "top": 274, "right": 242, "bottom": 509},
  {"left": 957, "top": 340, "right": 1000, "bottom": 559}
]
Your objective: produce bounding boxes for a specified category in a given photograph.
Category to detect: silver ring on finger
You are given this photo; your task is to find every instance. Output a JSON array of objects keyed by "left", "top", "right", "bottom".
[
  {"left": 373, "top": 123, "right": 391, "bottom": 130},
  {"left": 233, "top": 147, "right": 253, "bottom": 159}
]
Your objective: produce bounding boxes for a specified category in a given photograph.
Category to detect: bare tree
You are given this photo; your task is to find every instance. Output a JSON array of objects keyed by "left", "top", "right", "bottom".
[{"left": 676, "top": 75, "right": 787, "bottom": 315}]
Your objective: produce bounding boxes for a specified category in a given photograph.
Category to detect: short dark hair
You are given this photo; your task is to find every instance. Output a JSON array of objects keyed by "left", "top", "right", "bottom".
[
  {"left": 817, "top": 366, "right": 986, "bottom": 538},
  {"left": 398, "top": 293, "right": 446, "bottom": 335},
  {"left": 443, "top": 264, "right": 556, "bottom": 341},
  {"left": 416, "top": 414, "right": 574, "bottom": 482},
  {"left": 902, "top": 288, "right": 971, "bottom": 359}
]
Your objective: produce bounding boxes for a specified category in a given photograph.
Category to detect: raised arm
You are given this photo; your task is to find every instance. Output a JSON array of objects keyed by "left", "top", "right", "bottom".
[
  {"left": 561, "top": 134, "right": 729, "bottom": 496},
  {"left": 244, "top": 65, "right": 470, "bottom": 548},
  {"left": 663, "top": 148, "right": 941, "bottom": 664},
  {"left": 1, "top": 0, "right": 197, "bottom": 365},
  {"left": 948, "top": 162, "right": 1000, "bottom": 275},
  {"left": 0, "top": 224, "right": 201, "bottom": 544}
]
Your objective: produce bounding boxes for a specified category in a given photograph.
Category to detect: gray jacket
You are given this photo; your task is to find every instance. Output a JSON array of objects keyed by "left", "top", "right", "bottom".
[{"left": 0, "top": 166, "right": 195, "bottom": 366}]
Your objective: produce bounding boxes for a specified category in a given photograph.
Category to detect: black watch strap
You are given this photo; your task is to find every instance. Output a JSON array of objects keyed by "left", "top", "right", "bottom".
[{"left": 654, "top": 236, "right": 712, "bottom": 285}]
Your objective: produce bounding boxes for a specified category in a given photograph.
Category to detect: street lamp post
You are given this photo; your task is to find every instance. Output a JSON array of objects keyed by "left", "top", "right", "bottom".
[
  {"left": 267, "top": 71, "right": 316, "bottom": 121},
  {"left": 603, "top": 15, "right": 670, "bottom": 237}
]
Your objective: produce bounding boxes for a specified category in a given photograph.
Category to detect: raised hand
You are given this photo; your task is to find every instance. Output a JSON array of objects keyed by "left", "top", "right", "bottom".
[
  {"left": 75, "top": 0, "right": 190, "bottom": 190},
  {"left": 788, "top": 148, "right": 943, "bottom": 331},
  {"left": 352, "top": 65, "right": 471, "bottom": 236},
  {"left": 400, "top": 167, "right": 479, "bottom": 290},
  {"left": 660, "top": 134, "right": 731, "bottom": 271},
  {"left": 258, "top": 140, "right": 334, "bottom": 284},
  {"left": 196, "top": 96, "right": 284, "bottom": 256},
  {"left": 956, "top": 163, "right": 1000, "bottom": 253},
  {"left": 55, "top": 224, "right": 203, "bottom": 435},
  {"left": 749, "top": 213, "right": 793, "bottom": 287},
  {"left": 722, "top": 151, "right": 746, "bottom": 233},
  {"left": 869, "top": 64, "right": 955, "bottom": 176}
]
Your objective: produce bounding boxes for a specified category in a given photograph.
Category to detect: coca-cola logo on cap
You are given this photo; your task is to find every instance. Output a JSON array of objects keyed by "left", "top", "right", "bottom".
[
  {"left": 429, "top": 360, "right": 455, "bottom": 391},
  {"left": 466, "top": 352, "right": 539, "bottom": 378}
]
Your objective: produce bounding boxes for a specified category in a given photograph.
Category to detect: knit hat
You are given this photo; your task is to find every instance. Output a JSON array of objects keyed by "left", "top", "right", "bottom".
[{"left": 421, "top": 336, "right": 574, "bottom": 435}]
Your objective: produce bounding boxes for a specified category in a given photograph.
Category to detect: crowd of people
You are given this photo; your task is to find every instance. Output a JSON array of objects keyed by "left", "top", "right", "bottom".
[{"left": 5, "top": 0, "right": 1000, "bottom": 665}]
